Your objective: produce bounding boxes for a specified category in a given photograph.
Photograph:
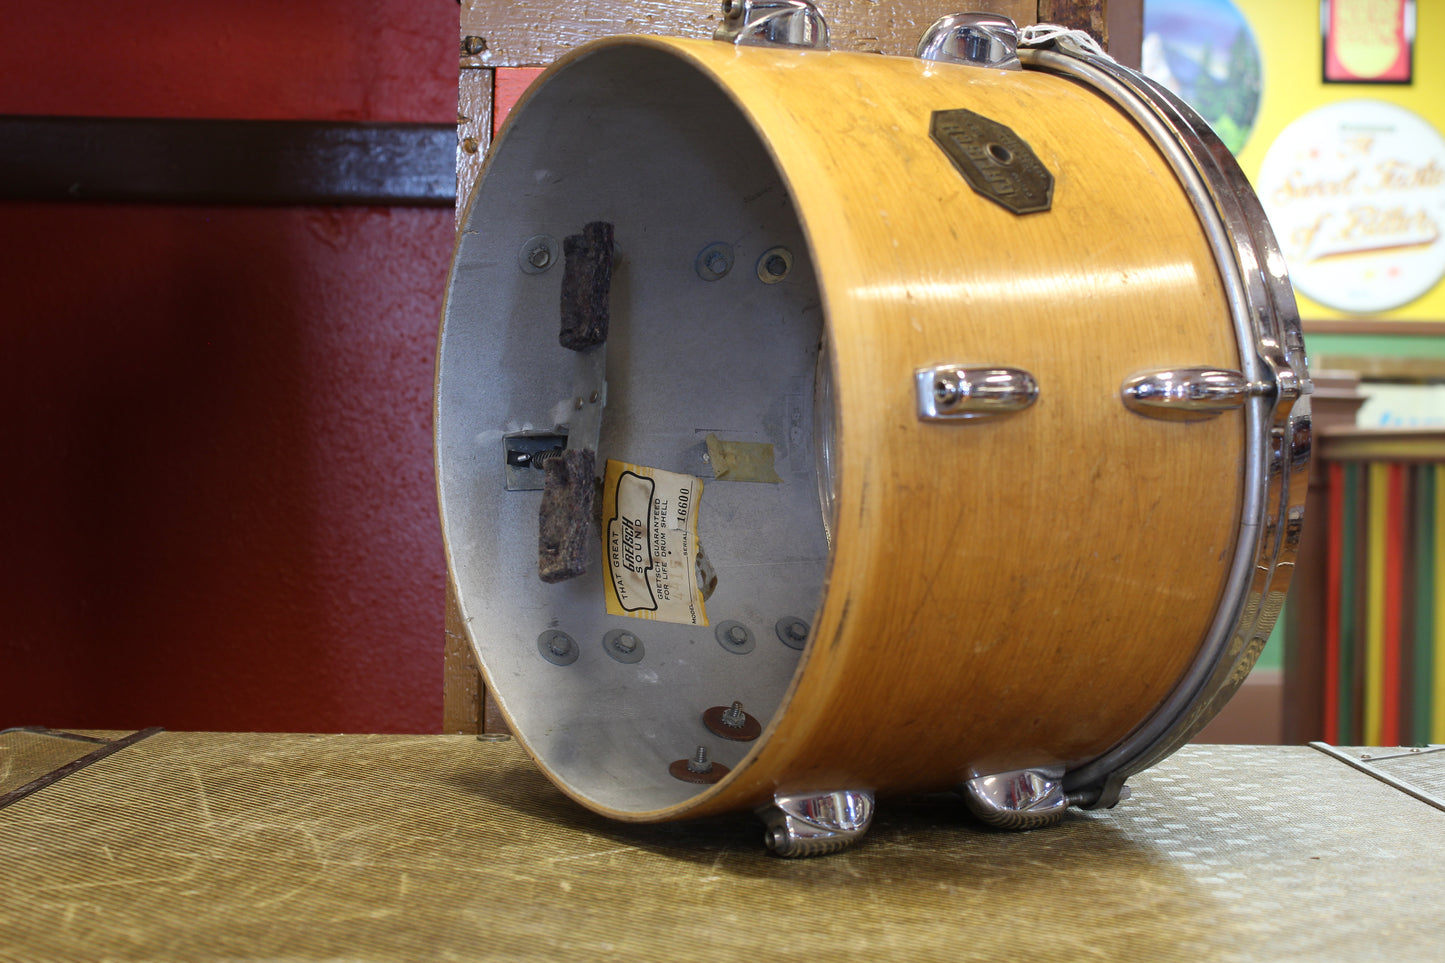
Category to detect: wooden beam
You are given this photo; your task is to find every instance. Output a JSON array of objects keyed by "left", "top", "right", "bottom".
[
  {"left": 456, "top": 69, "right": 493, "bottom": 223},
  {"left": 1104, "top": 0, "right": 1142, "bottom": 68},
  {"left": 1037, "top": 0, "right": 1108, "bottom": 47},
  {"left": 442, "top": 582, "right": 484, "bottom": 735},
  {"left": 461, "top": 0, "right": 1038, "bottom": 66},
  {"left": 1305, "top": 319, "right": 1445, "bottom": 337},
  {"left": 0, "top": 117, "right": 456, "bottom": 206}
]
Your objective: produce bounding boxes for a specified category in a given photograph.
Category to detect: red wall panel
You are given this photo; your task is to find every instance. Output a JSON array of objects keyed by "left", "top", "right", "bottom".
[
  {"left": 0, "top": 0, "right": 455, "bottom": 122},
  {"left": 1, "top": 2, "right": 457, "bottom": 732}
]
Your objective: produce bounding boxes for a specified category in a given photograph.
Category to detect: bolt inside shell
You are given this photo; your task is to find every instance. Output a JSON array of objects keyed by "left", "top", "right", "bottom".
[
  {"left": 687, "top": 746, "right": 714, "bottom": 774},
  {"left": 721, "top": 702, "right": 746, "bottom": 728}
]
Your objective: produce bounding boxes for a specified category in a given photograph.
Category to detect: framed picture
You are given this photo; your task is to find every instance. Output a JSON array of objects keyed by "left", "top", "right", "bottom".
[{"left": 1322, "top": 0, "right": 1415, "bottom": 84}]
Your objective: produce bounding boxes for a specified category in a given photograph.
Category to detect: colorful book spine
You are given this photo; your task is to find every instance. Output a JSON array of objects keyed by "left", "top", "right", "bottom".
[
  {"left": 1325, "top": 459, "right": 1443, "bottom": 746},
  {"left": 1433, "top": 466, "right": 1445, "bottom": 743}
]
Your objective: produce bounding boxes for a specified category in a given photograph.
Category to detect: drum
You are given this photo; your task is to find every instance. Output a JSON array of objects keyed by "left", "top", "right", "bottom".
[{"left": 437, "top": 10, "right": 1311, "bottom": 855}]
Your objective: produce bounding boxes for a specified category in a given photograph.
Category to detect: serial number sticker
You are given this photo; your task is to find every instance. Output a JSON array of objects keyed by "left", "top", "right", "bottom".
[{"left": 602, "top": 460, "right": 708, "bottom": 626}]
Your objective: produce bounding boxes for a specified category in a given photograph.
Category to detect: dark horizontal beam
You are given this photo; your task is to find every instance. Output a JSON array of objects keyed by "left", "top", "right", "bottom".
[{"left": 0, "top": 116, "right": 457, "bottom": 206}]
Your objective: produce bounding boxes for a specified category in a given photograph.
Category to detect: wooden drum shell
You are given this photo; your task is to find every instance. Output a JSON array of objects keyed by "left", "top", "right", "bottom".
[{"left": 439, "top": 35, "right": 1291, "bottom": 825}]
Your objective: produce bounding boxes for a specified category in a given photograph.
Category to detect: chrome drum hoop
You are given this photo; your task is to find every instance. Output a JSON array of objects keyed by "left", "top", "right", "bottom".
[{"left": 1018, "top": 47, "right": 1312, "bottom": 807}]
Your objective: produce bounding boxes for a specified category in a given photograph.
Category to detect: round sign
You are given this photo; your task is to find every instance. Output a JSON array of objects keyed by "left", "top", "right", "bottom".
[{"left": 1256, "top": 100, "right": 1445, "bottom": 314}]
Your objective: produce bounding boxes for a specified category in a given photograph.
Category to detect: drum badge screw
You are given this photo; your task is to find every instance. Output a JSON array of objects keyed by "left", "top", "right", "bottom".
[
  {"left": 670, "top": 746, "right": 730, "bottom": 784},
  {"left": 704, "top": 701, "right": 763, "bottom": 741}
]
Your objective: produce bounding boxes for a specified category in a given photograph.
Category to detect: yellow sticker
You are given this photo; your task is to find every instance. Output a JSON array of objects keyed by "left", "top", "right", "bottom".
[{"left": 602, "top": 460, "right": 708, "bottom": 626}]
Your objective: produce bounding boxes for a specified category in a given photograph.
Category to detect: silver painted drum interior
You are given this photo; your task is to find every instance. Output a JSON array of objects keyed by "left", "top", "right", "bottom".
[{"left": 438, "top": 46, "right": 828, "bottom": 814}]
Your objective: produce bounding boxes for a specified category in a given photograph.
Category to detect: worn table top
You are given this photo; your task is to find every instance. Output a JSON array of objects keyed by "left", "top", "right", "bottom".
[{"left": 2, "top": 729, "right": 1442, "bottom": 961}]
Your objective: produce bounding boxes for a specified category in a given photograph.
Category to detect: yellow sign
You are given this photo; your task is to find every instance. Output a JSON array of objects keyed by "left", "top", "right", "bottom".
[
  {"left": 1257, "top": 100, "right": 1445, "bottom": 313},
  {"left": 1233, "top": 0, "right": 1444, "bottom": 319}
]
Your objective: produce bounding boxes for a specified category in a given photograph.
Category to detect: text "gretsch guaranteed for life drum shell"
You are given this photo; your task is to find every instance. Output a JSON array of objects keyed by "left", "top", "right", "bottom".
[{"left": 436, "top": 4, "right": 1312, "bottom": 856}]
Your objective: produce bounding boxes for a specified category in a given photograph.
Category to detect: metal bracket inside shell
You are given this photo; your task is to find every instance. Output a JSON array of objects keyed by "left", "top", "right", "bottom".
[{"left": 757, "top": 790, "right": 874, "bottom": 857}]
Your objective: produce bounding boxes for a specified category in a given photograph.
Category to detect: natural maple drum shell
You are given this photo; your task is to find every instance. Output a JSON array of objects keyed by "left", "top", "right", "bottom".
[{"left": 467, "top": 37, "right": 1246, "bottom": 822}]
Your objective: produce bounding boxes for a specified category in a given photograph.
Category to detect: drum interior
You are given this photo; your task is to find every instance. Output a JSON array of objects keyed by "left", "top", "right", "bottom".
[{"left": 439, "top": 45, "right": 829, "bottom": 814}]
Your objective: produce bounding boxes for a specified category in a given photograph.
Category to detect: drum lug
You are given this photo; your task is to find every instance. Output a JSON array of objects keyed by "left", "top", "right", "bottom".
[
  {"left": 712, "top": 0, "right": 829, "bottom": 50},
  {"left": 1121, "top": 366, "right": 1269, "bottom": 421},
  {"left": 961, "top": 767, "right": 1071, "bottom": 830},
  {"left": 757, "top": 789, "right": 874, "bottom": 857},
  {"left": 916, "top": 12, "right": 1022, "bottom": 70},
  {"left": 1259, "top": 343, "right": 1312, "bottom": 418},
  {"left": 916, "top": 365, "right": 1039, "bottom": 421}
]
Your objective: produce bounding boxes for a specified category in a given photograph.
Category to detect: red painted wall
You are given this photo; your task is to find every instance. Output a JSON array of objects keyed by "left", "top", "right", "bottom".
[{"left": 1, "top": 2, "right": 457, "bottom": 732}]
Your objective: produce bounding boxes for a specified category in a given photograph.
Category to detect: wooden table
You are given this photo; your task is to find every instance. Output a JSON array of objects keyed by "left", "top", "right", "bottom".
[{"left": 3, "top": 728, "right": 1442, "bottom": 960}]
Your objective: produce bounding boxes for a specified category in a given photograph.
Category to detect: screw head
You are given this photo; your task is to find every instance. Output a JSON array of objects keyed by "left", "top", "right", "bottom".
[
  {"left": 986, "top": 142, "right": 1014, "bottom": 165},
  {"left": 695, "top": 242, "right": 733, "bottom": 281},
  {"left": 602, "top": 629, "right": 645, "bottom": 663},
  {"left": 715, "top": 620, "right": 755, "bottom": 654},
  {"left": 756, "top": 246, "right": 793, "bottom": 284},
  {"left": 776, "top": 616, "right": 810, "bottom": 650},
  {"left": 518, "top": 235, "right": 558, "bottom": 275},
  {"left": 537, "top": 630, "right": 579, "bottom": 665},
  {"left": 703, "top": 702, "right": 762, "bottom": 741},
  {"left": 934, "top": 376, "right": 962, "bottom": 407},
  {"left": 687, "top": 746, "right": 714, "bottom": 774}
]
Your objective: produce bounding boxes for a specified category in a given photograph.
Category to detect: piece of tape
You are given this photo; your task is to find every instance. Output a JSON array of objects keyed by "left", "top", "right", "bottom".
[{"left": 705, "top": 433, "right": 781, "bottom": 484}]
